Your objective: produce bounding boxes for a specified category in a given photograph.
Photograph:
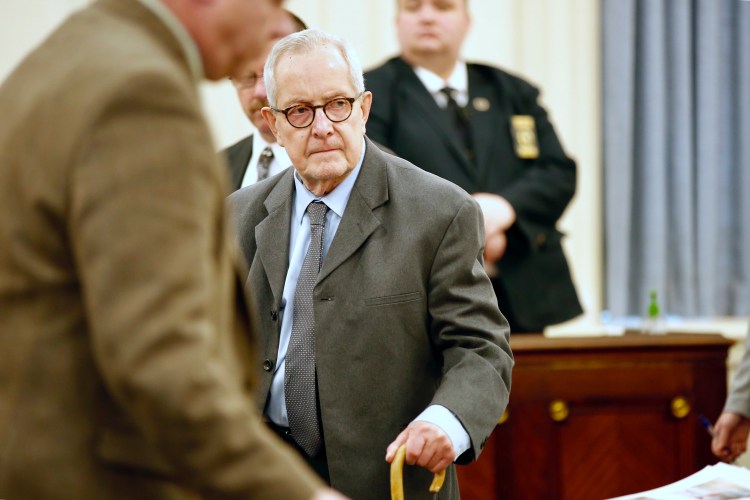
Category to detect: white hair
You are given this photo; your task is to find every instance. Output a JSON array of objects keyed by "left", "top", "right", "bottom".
[{"left": 264, "top": 28, "right": 365, "bottom": 107}]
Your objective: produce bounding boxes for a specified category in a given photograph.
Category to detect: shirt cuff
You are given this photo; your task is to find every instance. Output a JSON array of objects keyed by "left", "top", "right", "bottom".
[{"left": 414, "top": 404, "right": 471, "bottom": 461}]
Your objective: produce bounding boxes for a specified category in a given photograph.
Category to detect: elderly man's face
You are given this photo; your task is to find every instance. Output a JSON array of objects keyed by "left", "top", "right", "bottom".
[{"left": 262, "top": 46, "right": 371, "bottom": 196}]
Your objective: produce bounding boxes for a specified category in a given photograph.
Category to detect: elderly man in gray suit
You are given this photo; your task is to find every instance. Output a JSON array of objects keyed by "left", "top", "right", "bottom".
[{"left": 228, "top": 28, "right": 514, "bottom": 500}]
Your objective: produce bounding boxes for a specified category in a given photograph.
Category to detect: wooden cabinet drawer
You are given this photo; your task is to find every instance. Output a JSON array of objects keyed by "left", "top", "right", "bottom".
[{"left": 458, "top": 333, "right": 732, "bottom": 500}]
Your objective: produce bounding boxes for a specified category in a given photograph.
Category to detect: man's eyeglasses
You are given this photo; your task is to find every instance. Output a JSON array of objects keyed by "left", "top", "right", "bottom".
[
  {"left": 231, "top": 72, "right": 263, "bottom": 89},
  {"left": 270, "top": 93, "right": 363, "bottom": 128}
]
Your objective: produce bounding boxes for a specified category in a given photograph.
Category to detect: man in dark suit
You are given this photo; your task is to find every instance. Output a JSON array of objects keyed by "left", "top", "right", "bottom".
[
  {"left": 228, "top": 28, "right": 513, "bottom": 500},
  {"left": 223, "top": 10, "right": 306, "bottom": 190},
  {"left": 0, "top": 0, "right": 344, "bottom": 499},
  {"left": 364, "top": 0, "right": 582, "bottom": 333}
]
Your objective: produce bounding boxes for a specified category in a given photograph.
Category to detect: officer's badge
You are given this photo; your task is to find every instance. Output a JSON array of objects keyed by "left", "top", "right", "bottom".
[{"left": 511, "top": 115, "right": 539, "bottom": 159}]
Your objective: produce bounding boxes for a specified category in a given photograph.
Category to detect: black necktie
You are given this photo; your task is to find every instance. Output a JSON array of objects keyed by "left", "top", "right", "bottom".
[
  {"left": 285, "top": 201, "right": 328, "bottom": 456},
  {"left": 440, "top": 87, "right": 474, "bottom": 162},
  {"left": 257, "top": 146, "right": 273, "bottom": 181}
]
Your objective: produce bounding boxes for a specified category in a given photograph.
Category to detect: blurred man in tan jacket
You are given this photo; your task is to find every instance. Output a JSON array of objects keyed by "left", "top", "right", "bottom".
[{"left": 0, "top": 0, "right": 345, "bottom": 499}]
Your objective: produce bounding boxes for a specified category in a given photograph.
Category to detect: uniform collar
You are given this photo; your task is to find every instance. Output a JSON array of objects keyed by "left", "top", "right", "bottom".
[{"left": 414, "top": 61, "right": 468, "bottom": 97}]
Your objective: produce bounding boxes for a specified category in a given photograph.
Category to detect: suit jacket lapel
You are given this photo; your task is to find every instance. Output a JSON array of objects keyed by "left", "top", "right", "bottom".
[
  {"left": 255, "top": 170, "right": 294, "bottom": 306},
  {"left": 317, "top": 139, "right": 387, "bottom": 283},
  {"left": 226, "top": 135, "right": 253, "bottom": 189},
  {"left": 394, "top": 57, "right": 477, "bottom": 177}
]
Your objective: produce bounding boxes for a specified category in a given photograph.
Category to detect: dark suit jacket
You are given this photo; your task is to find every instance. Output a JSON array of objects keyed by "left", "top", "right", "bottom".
[
  {"left": 365, "top": 56, "right": 582, "bottom": 331},
  {"left": 0, "top": 0, "right": 320, "bottom": 498},
  {"left": 228, "top": 139, "right": 513, "bottom": 500},
  {"left": 223, "top": 134, "right": 254, "bottom": 190}
]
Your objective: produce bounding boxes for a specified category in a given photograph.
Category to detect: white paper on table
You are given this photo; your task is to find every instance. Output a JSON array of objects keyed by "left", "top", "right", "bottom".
[{"left": 607, "top": 463, "right": 750, "bottom": 499}]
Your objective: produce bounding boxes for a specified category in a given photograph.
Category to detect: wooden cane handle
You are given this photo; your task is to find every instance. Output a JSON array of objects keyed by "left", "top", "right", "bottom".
[
  {"left": 390, "top": 444, "right": 407, "bottom": 500},
  {"left": 390, "top": 444, "right": 446, "bottom": 499}
]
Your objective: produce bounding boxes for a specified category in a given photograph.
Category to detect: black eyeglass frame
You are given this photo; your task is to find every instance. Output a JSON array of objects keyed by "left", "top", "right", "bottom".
[{"left": 270, "top": 92, "right": 364, "bottom": 129}]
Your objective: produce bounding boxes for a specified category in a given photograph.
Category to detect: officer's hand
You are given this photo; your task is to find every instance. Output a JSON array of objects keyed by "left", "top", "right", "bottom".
[
  {"left": 473, "top": 193, "right": 515, "bottom": 263},
  {"left": 473, "top": 193, "right": 516, "bottom": 234},
  {"left": 485, "top": 231, "right": 507, "bottom": 264}
]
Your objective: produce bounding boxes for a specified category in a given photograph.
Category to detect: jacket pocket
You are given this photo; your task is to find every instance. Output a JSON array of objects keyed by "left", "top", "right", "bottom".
[{"left": 364, "top": 291, "right": 422, "bottom": 307}]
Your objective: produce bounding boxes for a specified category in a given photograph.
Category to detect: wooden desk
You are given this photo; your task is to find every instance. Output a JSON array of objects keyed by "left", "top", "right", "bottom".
[{"left": 457, "top": 333, "right": 733, "bottom": 500}]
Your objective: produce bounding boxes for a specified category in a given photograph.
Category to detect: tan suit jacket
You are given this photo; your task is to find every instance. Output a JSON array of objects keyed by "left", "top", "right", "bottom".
[
  {"left": 228, "top": 139, "right": 514, "bottom": 499},
  {"left": 725, "top": 325, "right": 750, "bottom": 417},
  {"left": 0, "top": 0, "right": 320, "bottom": 498}
]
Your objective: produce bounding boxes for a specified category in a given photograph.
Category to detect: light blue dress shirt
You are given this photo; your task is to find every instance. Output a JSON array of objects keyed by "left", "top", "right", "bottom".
[{"left": 265, "top": 139, "right": 470, "bottom": 460}]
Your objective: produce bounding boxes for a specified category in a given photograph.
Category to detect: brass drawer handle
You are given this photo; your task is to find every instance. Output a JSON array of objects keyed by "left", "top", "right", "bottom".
[
  {"left": 671, "top": 396, "right": 690, "bottom": 419},
  {"left": 549, "top": 399, "right": 569, "bottom": 422}
]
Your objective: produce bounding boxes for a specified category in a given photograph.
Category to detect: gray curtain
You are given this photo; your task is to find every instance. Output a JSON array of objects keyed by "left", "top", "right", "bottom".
[{"left": 603, "top": 0, "right": 750, "bottom": 317}]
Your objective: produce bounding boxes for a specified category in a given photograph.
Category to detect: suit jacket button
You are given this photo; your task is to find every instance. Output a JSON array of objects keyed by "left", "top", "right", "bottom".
[
  {"left": 270, "top": 310, "right": 278, "bottom": 321},
  {"left": 534, "top": 233, "right": 547, "bottom": 247},
  {"left": 262, "top": 359, "right": 274, "bottom": 372}
]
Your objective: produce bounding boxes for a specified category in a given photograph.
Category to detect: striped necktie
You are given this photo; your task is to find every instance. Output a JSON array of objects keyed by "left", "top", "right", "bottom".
[{"left": 257, "top": 145, "right": 273, "bottom": 181}]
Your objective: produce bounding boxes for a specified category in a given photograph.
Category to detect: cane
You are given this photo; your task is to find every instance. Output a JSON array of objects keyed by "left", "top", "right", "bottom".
[{"left": 390, "top": 444, "right": 446, "bottom": 500}]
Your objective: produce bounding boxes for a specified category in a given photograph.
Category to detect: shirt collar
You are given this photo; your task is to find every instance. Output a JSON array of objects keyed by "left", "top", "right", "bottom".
[
  {"left": 252, "top": 134, "right": 286, "bottom": 159},
  {"left": 252, "top": 133, "right": 270, "bottom": 153},
  {"left": 414, "top": 61, "right": 468, "bottom": 96},
  {"left": 135, "top": 0, "right": 204, "bottom": 81},
  {"left": 293, "top": 137, "right": 366, "bottom": 223}
]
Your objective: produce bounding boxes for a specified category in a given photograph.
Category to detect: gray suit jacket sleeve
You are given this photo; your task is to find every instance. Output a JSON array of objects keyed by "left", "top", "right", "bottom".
[
  {"left": 725, "top": 325, "right": 750, "bottom": 418},
  {"left": 424, "top": 195, "right": 513, "bottom": 461}
]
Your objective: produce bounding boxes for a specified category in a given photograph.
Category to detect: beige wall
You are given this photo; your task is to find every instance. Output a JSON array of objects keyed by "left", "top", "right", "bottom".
[{"left": 0, "top": 0, "right": 90, "bottom": 83}]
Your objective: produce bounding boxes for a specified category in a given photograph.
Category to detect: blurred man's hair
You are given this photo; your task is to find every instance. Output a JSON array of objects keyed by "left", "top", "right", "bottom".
[{"left": 287, "top": 10, "right": 307, "bottom": 31}]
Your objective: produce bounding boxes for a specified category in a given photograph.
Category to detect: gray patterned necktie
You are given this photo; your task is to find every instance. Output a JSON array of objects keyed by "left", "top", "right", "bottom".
[
  {"left": 257, "top": 146, "right": 273, "bottom": 181},
  {"left": 285, "top": 201, "right": 328, "bottom": 456}
]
